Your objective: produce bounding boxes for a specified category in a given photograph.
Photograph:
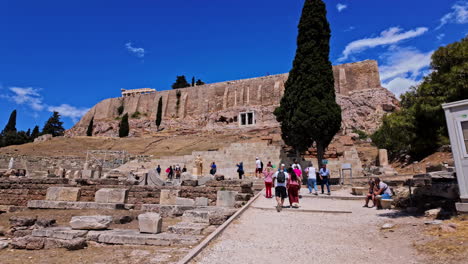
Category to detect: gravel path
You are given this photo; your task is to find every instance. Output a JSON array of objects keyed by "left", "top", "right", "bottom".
[{"left": 192, "top": 194, "right": 428, "bottom": 264}]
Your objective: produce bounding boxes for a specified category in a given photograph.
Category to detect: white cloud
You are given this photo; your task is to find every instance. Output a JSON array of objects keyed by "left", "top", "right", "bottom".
[
  {"left": 339, "top": 27, "right": 428, "bottom": 61},
  {"left": 47, "top": 104, "right": 90, "bottom": 123},
  {"left": 344, "top": 26, "right": 355, "bottom": 32},
  {"left": 336, "top": 3, "right": 347, "bottom": 12},
  {"left": 437, "top": 33, "right": 445, "bottom": 41},
  {"left": 379, "top": 47, "right": 434, "bottom": 97},
  {"left": 3, "top": 87, "right": 45, "bottom": 111},
  {"left": 125, "top": 42, "right": 145, "bottom": 58},
  {"left": 382, "top": 77, "right": 419, "bottom": 98},
  {"left": 1, "top": 86, "right": 89, "bottom": 123},
  {"left": 437, "top": 1, "right": 468, "bottom": 29},
  {"left": 379, "top": 47, "right": 433, "bottom": 81}
]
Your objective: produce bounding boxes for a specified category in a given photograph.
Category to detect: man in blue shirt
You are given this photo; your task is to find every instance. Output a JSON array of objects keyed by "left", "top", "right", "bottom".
[{"left": 319, "top": 164, "right": 331, "bottom": 195}]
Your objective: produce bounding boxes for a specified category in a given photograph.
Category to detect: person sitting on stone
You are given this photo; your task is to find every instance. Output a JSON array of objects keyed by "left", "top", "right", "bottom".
[
  {"left": 363, "top": 180, "right": 376, "bottom": 208},
  {"left": 373, "top": 177, "right": 393, "bottom": 209}
]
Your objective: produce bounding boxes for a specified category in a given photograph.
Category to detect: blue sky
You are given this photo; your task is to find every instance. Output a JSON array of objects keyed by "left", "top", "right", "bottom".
[{"left": 1, "top": 0, "right": 467, "bottom": 131}]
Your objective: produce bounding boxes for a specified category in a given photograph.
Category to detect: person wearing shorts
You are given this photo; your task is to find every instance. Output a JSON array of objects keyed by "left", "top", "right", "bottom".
[
  {"left": 255, "top": 157, "right": 263, "bottom": 177},
  {"left": 373, "top": 177, "right": 393, "bottom": 209},
  {"left": 273, "top": 164, "right": 289, "bottom": 212}
]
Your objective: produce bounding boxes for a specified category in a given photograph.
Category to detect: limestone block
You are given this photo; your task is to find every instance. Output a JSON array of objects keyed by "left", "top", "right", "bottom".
[
  {"left": 195, "top": 197, "right": 209, "bottom": 206},
  {"left": 147, "top": 170, "right": 165, "bottom": 186},
  {"left": 73, "top": 170, "right": 82, "bottom": 179},
  {"left": 378, "top": 149, "right": 389, "bottom": 166},
  {"left": 182, "top": 210, "right": 210, "bottom": 224},
  {"left": 380, "top": 199, "right": 393, "bottom": 209},
  {"left": 32, "top": 227, "right": 88, "bottom": 240},
  {"left": 95, "top": 188, "right": 128, "bottom": 203},
  {"left": 81, "top": 169, "right": 94, "bottom": 179},
  {"left": 159, "top": 190, "right": 180, "bottom": 205},
  {"left": 138, "top": 213, "right": 162, "bottom": 234},
  {"left": 168, "top": 222, "right": 208, "bottom": 235},
  {"left": 198, "top": 176, "right": 214, "bottom": 186},
  {"left": 216, "top": 191, "right": 238, "bottom": 207},
  {"left": 175, "top": 197, "right": 195, "bottom": 206},
  {"left": 46, "top": 187, "right": 81, "bottom": 202},
  {"left": 97, "top": 229, "right": 202, "bottom": 246},
  {"left": 70, "top": 215, "right": 113, "bottom": 230},
  {"left": 27, "top": 200, "right": 125, "bottom": 210}
]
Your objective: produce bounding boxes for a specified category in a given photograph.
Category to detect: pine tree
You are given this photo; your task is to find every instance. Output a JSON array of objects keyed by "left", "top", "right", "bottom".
[
  {"left": 3, "top": 110, "right": 17, "bottom": 133},
  {"left": 26, "top": 128, "right": 31, "bottom": 138},
  {"left": 274, "top": 0, "right": 341, "bottom": 167},
  {"left": 171, "top": 75, "right": 191, "bottom": 89},
  {"left": 191, "top": 76, "right": 195, "bottom": 87},
  {"left": 86, "top": 117, "right": 94, "bottom": 137},
  {"left": 42, "top": 111, "right": 65, "bottom": 137},
  {"left": 31, "top": 125, "right": 40, "bottom": 140},
  {"left": 156, "top": 96, "right": 163, "bottom": 131},
  {"left": 195, "top": 79, "right": 205, "bottom": 86},
  {"left": 119, "top": 113, "right": 129, "bottom": 137}
]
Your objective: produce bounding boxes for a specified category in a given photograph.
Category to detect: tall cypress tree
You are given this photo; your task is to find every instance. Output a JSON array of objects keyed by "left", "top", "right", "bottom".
[
  {"left": 156, "top": 96, "right": 163, "bottom": 131},
  {"left": 3, "top": 110, "right": 17, "bottom": 133},
  {"left": 274, "top": 0, "right": 341, "bottom": 167},
  {"left": 119, "top": 113, "right": 129, "bottom": 137},
  {"left": 86, "top": 117, "right": 94, "bottom": 137},
  {"left": 42, "top": 111, "right": 65, "bottom": 137},
  {"left": 31, "top": 125, "right": 40, "bottom": 140},
  {"left": 191, "top": 76, "right": 195, "bottom": 87}
]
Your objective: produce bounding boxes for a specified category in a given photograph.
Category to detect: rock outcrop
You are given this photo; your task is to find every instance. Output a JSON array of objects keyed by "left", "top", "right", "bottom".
[{"left": 66, "top": 60, "right": 398, "bottom": 137}]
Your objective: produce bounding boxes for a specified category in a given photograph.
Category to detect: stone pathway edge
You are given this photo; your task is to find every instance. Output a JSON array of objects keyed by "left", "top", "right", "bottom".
[{"left": 177, "top": 188, "right": 264, "bottom": 264}]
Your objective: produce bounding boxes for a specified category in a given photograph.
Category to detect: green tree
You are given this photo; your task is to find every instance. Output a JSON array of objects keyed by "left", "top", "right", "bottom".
[
  {"left": 274, "top": 0, "right": 341, "bottom": 166},
  {"left": 86, "top": 117, "right": 94, "bottom": 137},
  {"left": 156, "top": 96, "right": 163, "bottom": 131},
  {"left": 42, "top": 111, "right": 65, "bottom": 137},
  {"left": 191, "top": 76, "right": 195, "bottom": 87},
  {"left": 195, "top": 79, "right": 205, "bottom": 86},
  {"left": 172, "top": 75, "right": 191, "bottom": 89},
  {"left": 119, "top": 113, "right": 129, "bottom": 137},
  {"left": 372, "top": 37, "right": 468, "bottom": 160},
  {"left": 30, "top": 125, "right": 40, "bottom": 140},
  {"left": 3, "top": 110, "right": 17, "bottom": 133}
]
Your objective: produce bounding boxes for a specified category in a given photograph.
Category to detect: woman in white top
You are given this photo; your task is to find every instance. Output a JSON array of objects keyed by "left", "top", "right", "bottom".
[{"left": 305, "top": 164, "right": 318, "bottom": 195}]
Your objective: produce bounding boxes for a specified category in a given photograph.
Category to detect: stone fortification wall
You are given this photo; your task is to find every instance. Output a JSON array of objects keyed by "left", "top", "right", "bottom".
[
  {"left": 67, "top": 60, "right": 394, "bottom": 137},
  {"left": 0, "top": 178, "right": 252, "bottom": 207}
]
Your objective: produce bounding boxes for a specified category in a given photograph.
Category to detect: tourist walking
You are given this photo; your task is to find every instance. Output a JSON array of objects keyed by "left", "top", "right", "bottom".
[
  {"left": 210, "top": 162, "right": 217, "bottom": 176},
  {"left": 288, "top": 169, "right": 301, "bottom": 208},
  {"left": 373, "top": 177, "right": 393, "bottom": 209},
  {"left": 263, "top": 167, "right": 274, "bottom": 198},
  {"left": 182, "top": 165, "right": 187, "bottom": 173},
  {"left": 175, "top": 164, "right": 181, "bottom": 179},
  {"left": 292, "top": 159, "right": 302, "bottom": 171},
  {"left": 165, "top": 166, "right": 171, "bottom": 180},
  {"left": 273, "top": 164, "right": 289, "bottom": 212},
  {"left": 319, "top": 164, "right": 331, "bottom": 195},
  {"left": 305, "top": 163, "right": 318, "bottom": 195},
  {"left": 236, "top": 162, "right": 245, "bottom": 179},
  {"left": 156, "top": 165, "right": 161, "bottom": 176},
  {"left": 255, "top": 157, "right": 263, "bottom": 178}
]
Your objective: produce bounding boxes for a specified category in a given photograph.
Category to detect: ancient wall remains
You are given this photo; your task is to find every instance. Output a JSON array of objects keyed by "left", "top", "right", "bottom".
[
  {"left": 67, "top": 60, "right": 394, "bottom": 137},
  {"left": 0, "top": 178, "right": 252, "bottom": 207}
]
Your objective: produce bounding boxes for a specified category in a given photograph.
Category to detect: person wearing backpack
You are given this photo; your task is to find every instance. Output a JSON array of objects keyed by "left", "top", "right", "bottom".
[{"left": 273, "top": 164, "right": 289, "bottom": 212}]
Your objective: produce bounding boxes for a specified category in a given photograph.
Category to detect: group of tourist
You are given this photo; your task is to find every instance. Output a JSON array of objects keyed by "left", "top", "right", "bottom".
[
  {"left": 260, "top": 159, "right": 332, "bottom": 212},
  {"left": 156, "top": 164, "right": 187, "bottom": 180},
  {"left": 363, "top": 177, "right": 393, "bottom": 209}
]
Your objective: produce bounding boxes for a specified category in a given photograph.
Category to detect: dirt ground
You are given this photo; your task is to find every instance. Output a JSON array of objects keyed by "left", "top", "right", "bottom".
[
  {"left": 0, "top": 128, "right": 279, "bottom": 158},
  {"left": 0, "top": 209, "right": 186, "bottom": 264},
  {"left": 393, "top": 152, "right": 454, "bottom": 175},
  {"left": 193, "top": 196, "right": 467, "bottom": 264}
]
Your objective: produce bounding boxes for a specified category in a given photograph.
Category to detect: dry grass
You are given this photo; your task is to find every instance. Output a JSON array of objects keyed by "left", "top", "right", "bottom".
[{"left": 415, "top": 216, "right": 468, "bottom": 263}]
